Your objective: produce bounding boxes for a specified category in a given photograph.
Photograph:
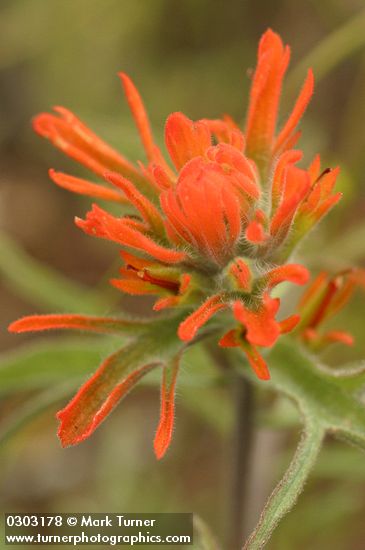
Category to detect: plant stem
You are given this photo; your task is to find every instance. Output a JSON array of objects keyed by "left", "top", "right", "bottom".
[
  {"left": 228, "top": 373, "right": 254, "bottom": 550},
  {"left": 244, "top": 422, "right": 324, "bottom": 549},
  {"left": 205, "top": 343, "right": 255, "bottom": 549}
]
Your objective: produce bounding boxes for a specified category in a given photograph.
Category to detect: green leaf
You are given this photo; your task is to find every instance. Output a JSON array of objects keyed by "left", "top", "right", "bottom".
[
  {"left": 0, "top": 330, "right": 231, "bottom": 445},
  {"left": 56, "top": 316, "right": 186, "bottom": 446},
  {"left": 244, "top": 423, "right": 324, "bottom": 550},
  {"left": 57, "top": 345, "right": 159, "bottom": 447},
  {"left": 193, "top": 515, "right": 222, "bottom": 550},
  {"left": 0, "top": 337, "right": 117, "bottom": 394},
  {"left": 0, "top": 315, "right": 187, "bottom": 448},
  {"left": 0, "top": 231, "right": 113, "bottom": 313},
  {"left": 0, "top": 324, "right": 222, "bottom": 397},
  {"left": 286, "top": 8, "right": 365, "bottom": 95},
  {"left": 0, "top": 383, "right": 76, "bottom": 447},
  {"left": 324, "top": 361, "right": 365, "bottom": 394},
  {"left": 268, "top": 341, "right": 365, "bottom": 449}
]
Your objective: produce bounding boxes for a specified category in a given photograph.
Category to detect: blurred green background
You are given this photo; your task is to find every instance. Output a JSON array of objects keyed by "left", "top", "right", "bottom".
[{"left": 1, "top": 1, "right": 365, "bottom": 548}]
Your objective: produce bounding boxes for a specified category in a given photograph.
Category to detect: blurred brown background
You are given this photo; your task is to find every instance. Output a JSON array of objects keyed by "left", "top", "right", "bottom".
[{"left": 1, "top": 1, "right": 365, "bottom": 548}]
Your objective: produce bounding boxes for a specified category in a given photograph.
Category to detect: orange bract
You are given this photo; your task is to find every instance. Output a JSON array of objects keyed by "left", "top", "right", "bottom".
[{"left": 297, "top": 269, "right": 365, "bottom": 349}]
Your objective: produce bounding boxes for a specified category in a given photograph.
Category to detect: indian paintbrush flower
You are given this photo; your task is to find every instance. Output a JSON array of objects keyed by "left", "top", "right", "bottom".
[{"left": 9, "top": 29, "right": 345, "bottom": 458}]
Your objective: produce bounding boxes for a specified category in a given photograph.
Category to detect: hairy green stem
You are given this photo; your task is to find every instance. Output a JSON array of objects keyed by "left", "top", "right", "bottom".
[{"left": 243, "top": 422, "right": 324, "bottom": 549}]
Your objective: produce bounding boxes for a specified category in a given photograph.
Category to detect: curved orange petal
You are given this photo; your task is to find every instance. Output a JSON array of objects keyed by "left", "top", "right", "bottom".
[
  {"left": 233, "top": 294, "right": 280, "bottom": 347},
  {"left": 245, "top": 29, "right": 290, "bottom": 160},
  {"left": 8, "top": 314, "right": 143, "bottom": 334},
  {"left": 49, "top": 169, "right": 125, "bottom": 203},
  {"left": 178, "top": 295, "right": 226, "bottom": 341},
  {"left": 165, "top": 112, "right": 211, "bottom": 170},
  {"left": 274, "top": 69, "right": 314, "bottom": 154}
]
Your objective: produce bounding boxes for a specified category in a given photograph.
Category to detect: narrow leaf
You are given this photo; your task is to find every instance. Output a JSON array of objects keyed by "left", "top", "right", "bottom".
[
  {"left": 56, "top": 316, "right": 186, "bottom": 447},
  {"left": 0, "top": 231, "right": 112, "bottom": 313},
  {"left": 322, "top": 363, "right": 365, "bottom": 398},
  {"left": 244, "top": 423, "right": 324, "bottom": 549},
  {"left": 57, "top": 347, "right": 159, "bottom": 447},
  {"left": 0, "top": 383, "right": 77, "bottom": 446},
  {"left": 286, "top": 8, "right": 365, "bottom": 95},
  {"left": 193, "top": 515, "right": 222, "bottom": 550},
  {"left": 0, "top": 338, "right": 112, "bottom": 394}
]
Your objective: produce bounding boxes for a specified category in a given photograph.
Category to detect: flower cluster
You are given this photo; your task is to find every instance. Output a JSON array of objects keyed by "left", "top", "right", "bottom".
[{"left": 9, "top": 30, "right": 343, "bottom": 457}]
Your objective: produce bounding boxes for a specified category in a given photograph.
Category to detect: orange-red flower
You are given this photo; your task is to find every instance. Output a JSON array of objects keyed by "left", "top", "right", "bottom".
[
  {"left": 9, "top": 29, "right": 343, "bottom": 457},
  {"left": 245, "top": 30, "right": 313, "bottom": 167},
  {"left": 296, "top": 269, "right": 365, "bottom": 349}
]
